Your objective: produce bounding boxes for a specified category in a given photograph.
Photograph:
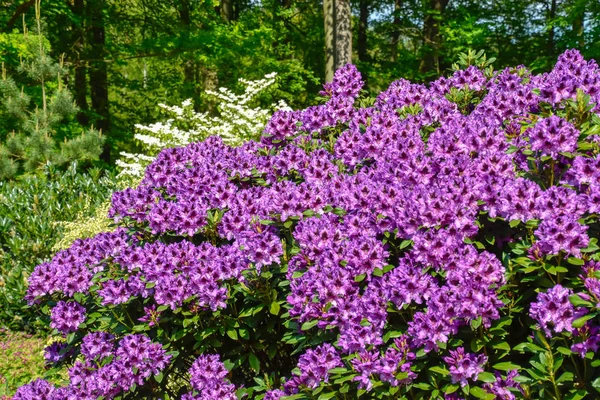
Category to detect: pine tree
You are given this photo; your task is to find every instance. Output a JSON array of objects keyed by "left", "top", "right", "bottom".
[{"left": 0, "top": 0, "right": 103, "bottom": 180}]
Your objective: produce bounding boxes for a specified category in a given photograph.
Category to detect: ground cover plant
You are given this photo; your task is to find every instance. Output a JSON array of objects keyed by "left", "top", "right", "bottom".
[
  {"left": 15, "top": 50, "right": 600, "bottom": 399},
  {"left": 0, "top": 329, "right": 66, "bottom": 397}
]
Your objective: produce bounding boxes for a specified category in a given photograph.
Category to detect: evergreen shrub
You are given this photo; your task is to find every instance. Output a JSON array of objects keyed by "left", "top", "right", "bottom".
[
  {"left": 16, "top": 50, "right": 600, "bottom": 399},
  {"left": 0, "top": 165, "right": 116, "bottom": 332},
  {"left": 0, "top": 3, "right": 104, "bottom": 180}
]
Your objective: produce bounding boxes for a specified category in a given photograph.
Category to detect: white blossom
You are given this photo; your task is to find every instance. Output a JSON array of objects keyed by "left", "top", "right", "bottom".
[{"left": 117, "top": 73, "right": 286, "bottom": 178}]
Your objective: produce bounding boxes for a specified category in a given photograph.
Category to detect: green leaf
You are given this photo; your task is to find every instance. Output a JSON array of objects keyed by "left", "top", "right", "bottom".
[
  {"left": 567, "top": 257, "right": 585, "bottom": 266},
  {"left": 557, "top": 346, "right": 573, "bottom": 356},
  {"left": 226, "top": 329, "right": 239, "bottom": 340},
  {"left": 569, "top": 294, "right": 593, "bottom": 307},
  {"left": 556, "top": 371, "right": 574, "bottom": 384},
  {"left": 318, "top": 393, "right": 336, "bottom": 400},
  {"left": 477, "top": 372, "right": 497, "bottom": 383},
  {"left": 328, "top": 367, "right": 348, "bottom": 375},
  {"left": 333, "top": 375, "right": 355, "bottom": 384},
  {"left": 565, "top": 389, "right": 588, "bottom": 400},
  {"left": 399, "top": 239, "right": 413, "bottom": 249},
  {"left": 223, "top": 359, "right": 235, "bottom": 371},
  {"left": 444, "top": 383, "right": 460, "bottom": 394},
  {"left": 514, "top": 342, "right": 544, "bottom": 353},
  {"left": 592, "top": 377, "right": 600, "bottom": 392},
  {"left": 238, "top": 328, "right": 250, "bottom": 340},
  {"left": 493, "top": 362, "right": 521, "bottom": 371},
  {"left": 269, "top": 301, "right": 281, "bottom": 315},
  {"left": 429, "top": 366, "right": 450, "bottom": 376},
  {"left": 248, "top": 353, "right": 260, "bottom": 372},
  {"left": 492, "top": 341, "right": 511, "bottom": 352},
  {"left": 301, "top": 320, "right": 318, "bottom": 331},
  {"left": 572, "top": 313, "right": 595, "bottom": 329},
  {"left": 470, "top": 387, "right": 495, "bottom": 400}
]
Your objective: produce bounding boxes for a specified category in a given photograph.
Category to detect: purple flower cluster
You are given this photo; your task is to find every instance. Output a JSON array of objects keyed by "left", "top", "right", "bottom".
[
  {"left": 529, "top": 285, "right": 582, "bottom": 337},
  {"left": 443, "top": 347, "right": 487, "bottom": 387},
  {"left": 350, "top": 336, "right": 416, "bottom": 391},
  {"left": 182, "top": 354, "right": 237, "bottom": 400},
  {"left": 571, "top": 323, "right": 600, "bottom": 357},
  {"left": 538, "top": 49, "right": 600, "bottom": 108},
  {"left": 483, "top": 370, "right": 523, "bottom": 399},
  {"left": 80, "top": 331, "right": 114, "bottom": 359},
  {"left": 528, "top": 115, "right": 579, "bottom": 157},
  {"left": 50, "top": 301, "right": 86, "bottom": 334},
  {"left": 44, "top": 342, "right": 68, "bottom": 363},
  {"left": 13, "top": 379, "right": 57, "bottom": 400},
  {"left": 15, "top": 334, "right": 170, "bottom": 399},
  {"left": 284, "top": 343, "right": 342, "bottom": 393}
]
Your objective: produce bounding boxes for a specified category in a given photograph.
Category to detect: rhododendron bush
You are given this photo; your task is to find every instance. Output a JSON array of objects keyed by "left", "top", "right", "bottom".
[{"left": 17, "top": 50, "right": 600, "bottom": 399}]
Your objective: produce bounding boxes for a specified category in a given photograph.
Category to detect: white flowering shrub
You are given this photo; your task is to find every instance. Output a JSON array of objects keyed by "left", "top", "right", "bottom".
[{"left": 116, "top": 72, "right": 289, "bottom": 178}]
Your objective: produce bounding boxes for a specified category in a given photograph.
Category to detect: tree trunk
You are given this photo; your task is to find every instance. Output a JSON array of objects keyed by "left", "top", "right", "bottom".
[
  {"left": 358, "top": 0, "right": 369, "bottom": 62},
  {"left": 572, "top": 1, "right": 584, "bottom": 48},
  {"left": 548, "top": 0, "right": 557, "bottom": 57},
  {"left": 391, "top": 0, "right": 402, "bottom": 62},
  {"left": 73, "top": 0, "right": 88, "bottom": 125},
  {"left": 87, "top": 0, "right": 109, "bottom": 160},
  {"left": 419, "top": 0, "right": 449, "bottom": 75},
  {"left": 178, "top": 0, "right": 198, "bottom": 105},
  {"left": 324, "top": 0, "right": 353, "bottom": 81},
  {"left": 220, "top": 0, "right": 234, "bottom": 22},
  {"left": 335, "top": 0, "right": 352, "bottom": 69},
  {"left": 324, "top": 0, "right": 335, "bottom": 81}
]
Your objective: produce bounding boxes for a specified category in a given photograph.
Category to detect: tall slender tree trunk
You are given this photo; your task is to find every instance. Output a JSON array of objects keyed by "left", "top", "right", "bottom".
[
  {"left": 73, "top": 0, "right": 88, "bottom": 125},
  {"left": 572, "top": 1, "right": 585, "bottom": 48},
  {"left": 179, "top": 0, "right": 194, "bottom": 86},
  {"left": 548, "top": 0, "right": 557, "bottom": 57},
  {"left": 391, "top": 0, "right": 402, "bottom": 62},
  {"left": 220, "top": 0, "right": 234, "bottom": 22},
  {"left": 358, "top": 0, "right": 369, "bottom": 62},
  {"left": 335, "top": 0, "right": 352, "bottom": 68},
  {"left": 324, "top": 0, "right": 335, "bottom": 81},
  {"left": 324, "top": 0, "right": 352, "bottom": 81},
  {"left": 87, "top": 0, "right": 109, "bottom": 160},
  {"left": 419, "top": 0, "right": 448, "bottom": 75}
]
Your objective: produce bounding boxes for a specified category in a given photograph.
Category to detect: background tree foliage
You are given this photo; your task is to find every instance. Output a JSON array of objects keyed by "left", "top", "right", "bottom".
[{"left": 2, "top": 0, "right": 598, "bottom": 167}]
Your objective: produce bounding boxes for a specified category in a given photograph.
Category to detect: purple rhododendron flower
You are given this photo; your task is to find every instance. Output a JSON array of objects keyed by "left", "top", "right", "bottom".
[
  {"left": 530, "top": 285, "right": 583, "bottom": 337},
  {"left": 80, "top": 332, "right": 114, "bottom": 360},
  {"left": 182, "top": 354, "right": 237, "bottom": 400},
  {"left": 13, "top": 378, "right": 55, "bottom": 400},
  {"left": 50, "top": 301, "right": 86, "bottom": 334},
  {"left": 443, "top": 347, "right": 487, "bottom": 387},
  {"left": 483, "top": 370, "right": 523, "bottom": 400},
  {"left": 284, "top": 343, "right": 342, "bottom": 393}
]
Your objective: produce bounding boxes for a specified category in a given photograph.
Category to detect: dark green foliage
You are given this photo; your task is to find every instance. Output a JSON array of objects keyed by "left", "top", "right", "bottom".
[
  {"left": 4, "top": 0, "right": 600, "bottom": 164},
  {"left": 0, "top": 164, "right": 117, "bottom": 332},
  {"left": 0, "top": 2, "right": 104, "bottom": 179}
]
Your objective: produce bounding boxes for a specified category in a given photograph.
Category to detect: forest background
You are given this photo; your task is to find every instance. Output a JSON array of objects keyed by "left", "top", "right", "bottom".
[{"left": 1, "top": 0, "right": 599, "bottom": 166}]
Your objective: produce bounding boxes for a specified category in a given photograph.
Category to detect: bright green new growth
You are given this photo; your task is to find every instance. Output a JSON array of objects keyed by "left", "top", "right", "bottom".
[
  {"left": 0, "top": 1, "right": 103, "bottom": 180},
  {"left": 52, "top": 199, "right": 114, "bottom": 252}
]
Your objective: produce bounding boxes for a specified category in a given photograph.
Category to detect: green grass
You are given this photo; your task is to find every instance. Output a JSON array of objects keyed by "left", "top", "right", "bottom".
[{"left": 0, "top": 329, "right": 66, "bottom": 397}]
